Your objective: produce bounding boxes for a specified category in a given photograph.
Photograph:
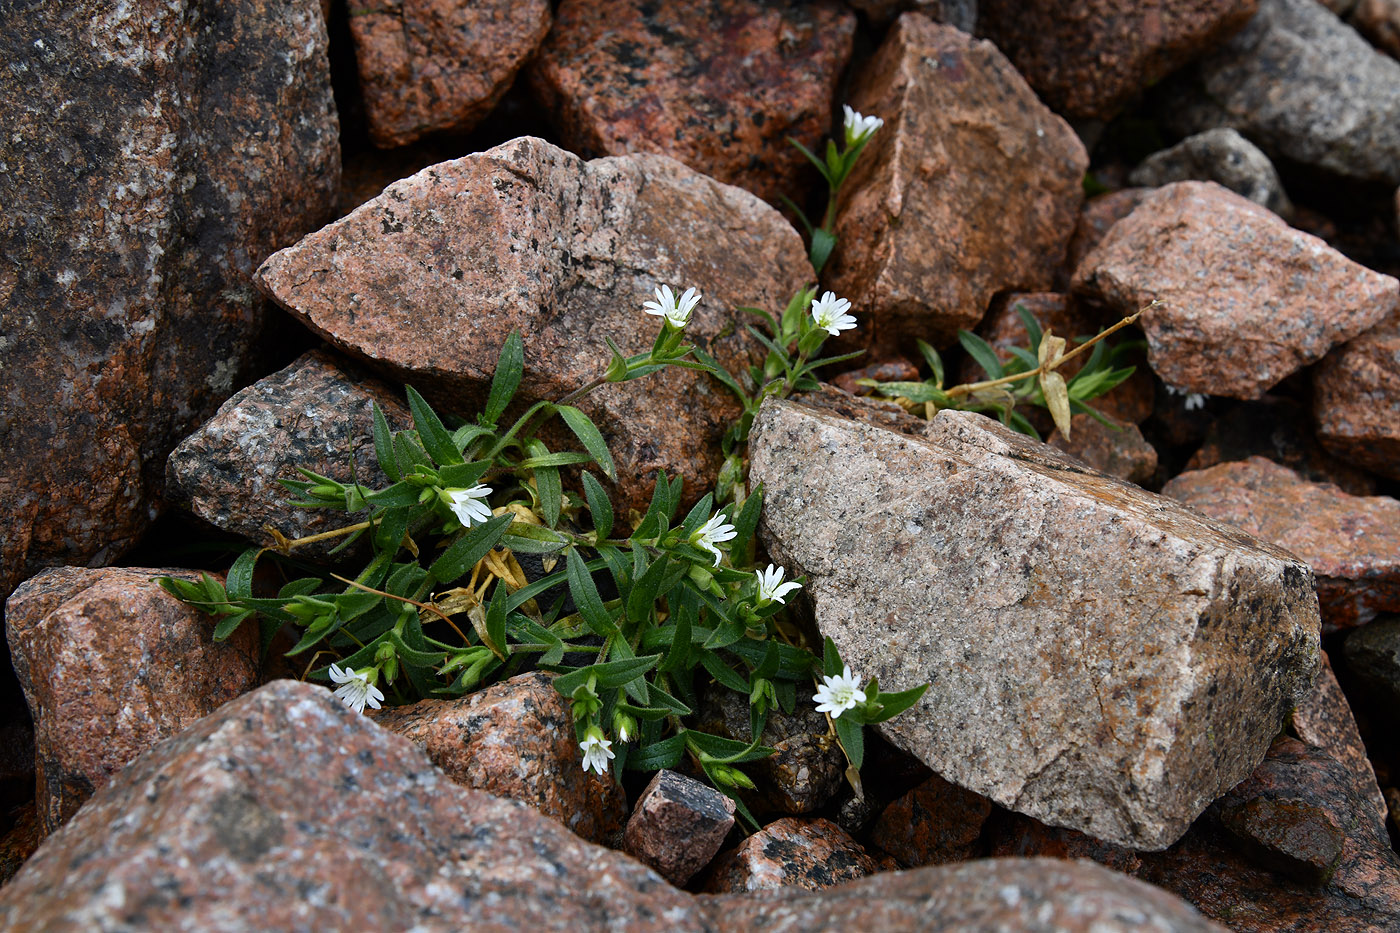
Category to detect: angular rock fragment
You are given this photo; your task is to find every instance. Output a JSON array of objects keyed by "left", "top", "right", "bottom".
[
  {"left": 0, "top": 0, "right": 340, "bottom": 600},
  {"left": 977, "top": 0, "right": 1257, "bottom": 120},
  {"left": 1164, "top": 457, "right": 1400, "bottom": 631},
  {"left": 1158, "top": 0, "right": 1400, "bottom": 185},
  {"left": 1289, "top": 650, "right": 1388, "bottom": 826},
  {"left": 826, "top": 14, "right": 1087, "bottom": 350},
  {"left": 166, "top": 349, "right": 411, "bottom": 561},
  {"left": 1047, "top": 413, "right": 1158, "bottom": 486},
  {"left": 870, "top": 772, "right": 992, "bottom": 867},
  {"left": 5, "top": 567, "right": 260, "bottom": 835},
  {"left": 1128, "top": 129, "right": 1293, "bottom": 217},
  {"left": 1061, "top": 188, "right": 1152, "bottom": 288},
  {"left": 623, "top": 770, "right": 736, "bottom": 887},
  {"left": 350, "top": 0, "right": 551, "bottom": 147},
  {"left": 1342, "top": 616, "right": 1400, "bottom": 713},
  {"left": 1313, "top": 311, "right": 1400, "bottom": 481},
  {"left": 368, "top": 672, "right": 626, "bottom": 846},
  {"left": 256, "top": 136, "right": 811, "bottom": 512},
  {"left": 846, "top": 0, "right": 977, "bottom": 29},
  {"left": 749, "top": 397, "right": 1320, "bottom": 849},
  {"left": 527, "top": 0, "right": 855, "bottom": 203},
  {"left": 703, "top": 817, "right": 878, "bottom": 893},
  {"left": 1073, "top": 182, "right": 1399, "bottom": 399}
]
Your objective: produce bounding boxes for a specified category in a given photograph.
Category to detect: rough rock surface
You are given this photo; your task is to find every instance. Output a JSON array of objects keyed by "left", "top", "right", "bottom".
[
  {"left": 1354, "top": 0, "right": 1400, "bottom": 57},
  {"left": 1048, "top": 413, "right": 1158, "bottom": 485},
  {"left": 1289, "top": 650, "right": 1388, "bottom": 825},
  {"left": 1073, "top": 182, "right": 1399, "bottom": 399},
  {"left": 527, "top": 0, "right": 855, "bottom": 204},
  {"left": 5, "top": 567, "right": 260, "bottom": 835},
  {"left": 368, "top": 672, "right": 626, "bottom": 846},
  {"left": 704, "top": 856, "right": 1227, "bottom": 931},
  {"left": 847, "top": 0, "right": 977, "bottom": 29},
  {"left": 166, "top": 349, "right": 411, "bottom": 560},
  {"left": 1342, "top": 616, "right": 1400, "bottom": 715},
  {"left": 0, "top": 0, "right": 340, "bottom": 600},
  {"left": 749, "top": 396, "right": 1320, "bottom": 849},
  {"left": 1128, "top": 129, "right": 1293, "bottom": 217},
  {"left": 703, "top": 817, "right": 878, "bottom": 894},
  {"left": 1163, "top": 457, "right": 1400, "bottom": 631},
  {"left": 1313, "top": 310, "right": 1400, "bottom": 481},
  {"left": 256, "top": 136, "right": 811, "bottom": 512},
  {"left": 977, "top": 0, "right": 1258, "bottom": 120},
  {"left": 624, "top": 769, "right": 736, "bottom": 887},
  {"left": 1061, "top": 189, "right": 1152, "bottom": 289},
  {"left": 870, "top": 772, "right": 993, "bottom": 867},
  {"left": 350, "top": 0, "right": 551, "bottom": 147},
  {"left": 826, "top": 14, "right": 1087, "bottom": 351},
  {"left": 1158, "top": 0, "right": 1400, "bottom": 185}
]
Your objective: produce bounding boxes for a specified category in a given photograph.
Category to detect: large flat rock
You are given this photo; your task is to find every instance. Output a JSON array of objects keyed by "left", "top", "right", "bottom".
[{"left": 749, "top": 396, "right": 1320, "bottom": 849}]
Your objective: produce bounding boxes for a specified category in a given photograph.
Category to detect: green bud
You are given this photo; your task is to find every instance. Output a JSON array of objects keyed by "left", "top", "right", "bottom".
[
  {"left": 611, "top": 711, "right": 637, "bottom": 744},
  {"left": 310, "top": 483, "right": 343, "bottom": 499},
  {"left": 381, "top": 655, "right": 399, "bottom": 682},
  {"left": 711, "top": 764, "right": 757, "bottom": 791},
  {"left": 687, "top": 564, "right": 714, "bottom": 590},
  {"left": 604, "top": 349, "right": 630, "bottom": 383},
  {"left": 715, "top": 454, "right": 744, "bottom": 504}
]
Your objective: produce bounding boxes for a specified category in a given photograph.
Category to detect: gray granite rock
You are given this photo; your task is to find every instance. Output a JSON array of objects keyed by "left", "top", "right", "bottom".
[
  {"left": 748, "top": 396, "right": 1320, "bottom": 850},
  {"left": 1128, "top": 129, "right": 1293, "bottom": 217},
  {"left": 1158, "top": 0, "right": 1400, "bottom": 185}
]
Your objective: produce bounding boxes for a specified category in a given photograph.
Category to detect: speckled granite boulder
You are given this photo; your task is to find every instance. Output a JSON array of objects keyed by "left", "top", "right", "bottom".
[
  {"left": 166, "top": 348, "right": 411, "bottom": 560},
  {"left": 1164, "top": 457, "right": 1400, "bottom": 632},
  {"left": 704, "top": 817, "right": 879, "bottom": 893},
  {"left": 1073, "top": 182, "right": 1398, "bottom": 399},
  {"left": 624, "top": 770, "right": 736, "bottom": 886},
  {"left": 527, "top": 0, "right": 855, "bottom": 204},
  {"left": 0, "top": 0, "right": 339, "bottom": 601},
  {"left": 1313, "top": 311, "right": 1400, "bottom": 482},
  {"left": 5, "top": 567, "right": 260, "bottom": 835},
  {"left": 749, "top": 396, "right": 1320, "bottom": 849},
  {"left": 825, "top": 14, "right": 1087, "bottom": 350},
  {"left": 350, "top": 0, "right": 551, "bottom": 147},
  {"left": 255, "top": 136, "right": 811, "bottom": 513},
  {"left": 368, "top": 672, "right": 626, "bottom": 846},
  {"left": 1128, "top": 129, "right": 1293, "bottom": 217}
]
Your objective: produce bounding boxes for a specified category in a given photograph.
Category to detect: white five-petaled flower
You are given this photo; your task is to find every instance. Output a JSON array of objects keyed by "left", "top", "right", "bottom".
[
  {"left": 813, "top": 664, "right": 866, "bottom": 719},
  {"left": 755, "top": 564, "right": 802, "bottom": 606},
  {"left": 642, "top": 284, "right": 702, "bottom": 329},
  {"left": 579, "top": 727, "right": 615, "bottom": 776},
  {"left": 811, "top": 291, "right": 858, "bottom": 336},
  {"left": 843, "top": 105, "right": 884, "bottom": 144},
  {"left": 691, "top": 512, "right": 737, "bottom": 567},
  {"left": 445, "top": 485, "right": 493, "bottom": 528},
  {"left": 1165, "top": 384, "right": 1208, "bottom": 411},
  {"left": 328, "top": 663, "right": 385, "bottom": 715}
]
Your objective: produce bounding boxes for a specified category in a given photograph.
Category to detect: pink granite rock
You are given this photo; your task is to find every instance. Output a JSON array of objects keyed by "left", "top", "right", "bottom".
[
  {"left": 1073, "top": 181, "right": 1399, "bottom": 399},
  {"left": 870, "top": 772, "right": 992, "bottom": 867},
  {"left": 825, "top": 14, "right": 1088, "bottom": 352},
  {"left": 704, "top": 817, "right": 878, "bottom": 893},
  {"left": 5, "top": 567, "right": 260, "bottom": 835},
  {"left": 1354, "top": 0, "right": 1400, "bottom": 58},
  {"left": 1164, "top": 457, "right": 1400, "bottom": 631},
  {"left": 624, "top": 769, "right": 736, "bottom": 886},
  {"left": 350, "top": 0, "right": 551, "bottom": 147},
  {"left": 255, "top": 136, "right": 811, "bottom": 513},
  {"left": 368, "top": 672, "right": 626, "bottom": 846},
  {"left": 1047, "top": 413, "right": 1158, "bottom": 485},
  {"left": 1061, "top": 189, "right": 1153, "bottom": 289},
  {"left": 527, "top": 0, "right": 855, "bottom": 204},
  {"left": 977, "top": 0, "right": 1258, "bottom": 120},
  {"left": 1313, "top": 311, "right": 1400, "bottom": 481},
  {"left": 1289, "top": 650, "right": 1388, "bottom": 828}
]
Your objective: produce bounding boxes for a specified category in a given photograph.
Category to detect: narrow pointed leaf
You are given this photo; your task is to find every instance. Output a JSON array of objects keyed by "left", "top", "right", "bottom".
[
  {"left": 405, "top": 386, "right": 463, "bottom": 466},
  {"left": 483, "top": 330, "right": 524, "bottom": 426}
]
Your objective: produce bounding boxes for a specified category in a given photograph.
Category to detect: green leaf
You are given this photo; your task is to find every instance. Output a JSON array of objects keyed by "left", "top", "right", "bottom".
[
  {"left": 365, "top": 481, "right": 429, "bottom": 508},
  {"left": 499, "top": 526, "right": 569, "bottom": 554},
  {"left": 679, "top": 492, "right": 715, "bottom": 538},
  {"left": 565, "top": 547, "right": 620, "bottom": 638},
  {"left": 225, "top": 548, "right": 258, "bottom": 601},
  {"left": 515, "top": 450, "right": 595, "bottom": 470},
  {"left": 625, "top": 554, "right": 671, "bottom": 625},
  {"left": 833, "top": 714, "right": 864, "bottom": 769},
  {"left": 867, "top": 380, "right": 950, "bottom": 406},
  {"left": 581, "top": 471, "right": 613, "bottom": 541},
  {"left": 527, "top": 439, "right": 562, "bottom": 528},
  {"left": 1006, "top": 410, "right": 1043, "bottom": 440},
  {"left": 393, "top": 431, "right": 430, "bottom": 479},
  {"left": 958, "top": 330, "right": 1005, "bottom": 380},
  {"left": 810, "top": 228, "right": 837, "bottom": 274},
  {"left": 729, "top": 484, "right": 764, "bottom": 555},
  {"left": 556, "top": 405, "right": 616, "bottom": 481},
  {"left": 483, "top": 330, "right": 524, "bottom": 427},
  {"left": 484, "top": 586, "right": 509, "bottom": 660},
  {"left": 916, "top": 339, "right": 945, "bottom": 387},
  {"left": 698, "top": 649, "right": 749, "bottom": 693},
  {"left": 436, "top": 460, "right": 491, "bottom": 488},
  {"left": 405, "top": 386, "right": 464, "bottom": 466},
  {"left": 427, "top": 513, "right": 514, "bottom": 582},
  {"left": 383, "top": 629, "right": 449, "bottom": 667},
  {"left": 627, "top": 733, "right": 686, "bottom": 771},
  {"left": 787, "top": 136, "right": 834, "bottom": 186},
  {"left": 212, "top": 610, "right": 253, "bottom": 641},
  {"left": 822, "top": 636, "right": 842, "bottom": 677},
  {"left": 552, "top": 654, "right": 661, "bottom": 693},
  {"left": 861, "top": 683, "right": 929, "bottom": 724},
  {"left": 1014, "top": 302, "right": 1043, "bottom": 352},
  {"left": 685, "top": 730, "right": 775, "bottom": 764},
  {"left": 371, "top": 403, "right": 400, "bottom": 481}
]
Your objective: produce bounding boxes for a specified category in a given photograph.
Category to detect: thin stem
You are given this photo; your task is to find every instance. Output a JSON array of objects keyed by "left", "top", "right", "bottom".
[
  {"left": 331, "top": 572, "right": 473, "bottom": 646},
  {"left": 276, "top": 520, "right": 373, "bottom": 550}
]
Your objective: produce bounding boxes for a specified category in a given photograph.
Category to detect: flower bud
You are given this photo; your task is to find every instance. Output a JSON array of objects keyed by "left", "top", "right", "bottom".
[
  {"left": 711, "top": 764, "right": 757, "bottom": 791},
  {"left": 612, "top": 711, "right": 637, "bottom": 744},
  {"left": 687, "top": 563, "right": 715, "bottom": 590},
  {"left": 604, "top": 349, "right": 630, "bottom": 383}
]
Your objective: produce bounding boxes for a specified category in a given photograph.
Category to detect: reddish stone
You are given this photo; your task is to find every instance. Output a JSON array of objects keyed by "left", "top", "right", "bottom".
[
  {"left": 988, "top": 813, "right": 1143, "bottom": 877},
  {"left": 1218, "top": 795, "right": 1345, "bottom": 887},
  {"left": 0, "top": 806, "right": 41, "bottom": 887},
  {"left": 703, "top": 817, "right": 878, "bottom": 893},
  {"left": 0, "top": 0, "right": 339, "bottom": 601},
  {"left": 166, "top": 349, "right": 412, "bottom": 561},
  {"left": 1163, "top": 457, "right": 1400, "bottom": 632},
  {"left": 350, "top": 0, "right": 551, "bottom": 147},
  {"left": 826, "top": 15, "right": 1087, "bottom": 352},
  {"left": 844, "top": 0, "right": 976, "bottom": 29},
  {"left": 368, "top": 672, "right": 626, "bottom": 846},
  {"left": 4, "top": 567, "right": 261, "bottom": 835},
  {"left": 1073, "top": 182, "right": 1399, "bottom": 399},
  {"left": 1313, "top": 311, "right": 1400, "bottom": 482},
  {"left": 527, "top": 0, "right": 855, "bottom": 204},
  {"left": 977, "top": 0, "right": 1258, "bottom": 120},
  {"left": 870, "top": 772, "right": 992, "bottom": 867},
  {"left": 256, "top": 136, "right": 811, "bottom": 514},
  {"left": 1355, "top": 0, "right": 1400, "bottom": 58},
  {"left": 1290, "top": 651, "right": 1388, "bottom": 826},
  {"left": 1061, "top": 189, "right": 1152, "bottom": 289},
  {"left": 623, "top": 769, "right": 736, "bottom": 886},
  {"left": 1048, "top": 413, "right": 1158, "bottom": 485}
]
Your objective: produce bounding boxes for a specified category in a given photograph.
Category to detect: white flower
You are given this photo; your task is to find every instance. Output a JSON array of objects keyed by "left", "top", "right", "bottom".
[
  {"left": 813, "top": 664, "right": 866, "bottom": 719},
  {"left": 811, "top": 291, "right": 858, "bottom": 336},
  {"left": 580, "top": 728, "right": 615, "bottom": 776},
  {"left": 642, "top": 284, "right": 701, "bottom": 329},
  {"left": 755, "top": 564, "right": 802, "bottom": 606},
  {"left": 1164, "top": 384, "right": 1208, "bottom": 411},
  {"left": 690, "top": 512, "right": 737, "bottom": 567},
  {"left": 445, "top": 485, "right": 493, "bottom": 528},
  {"left": 843, "top": 105, "right": 883, "bottom": 144},
  {"left": 328, "top": 663, "right": 385, "bottom": 715}
]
